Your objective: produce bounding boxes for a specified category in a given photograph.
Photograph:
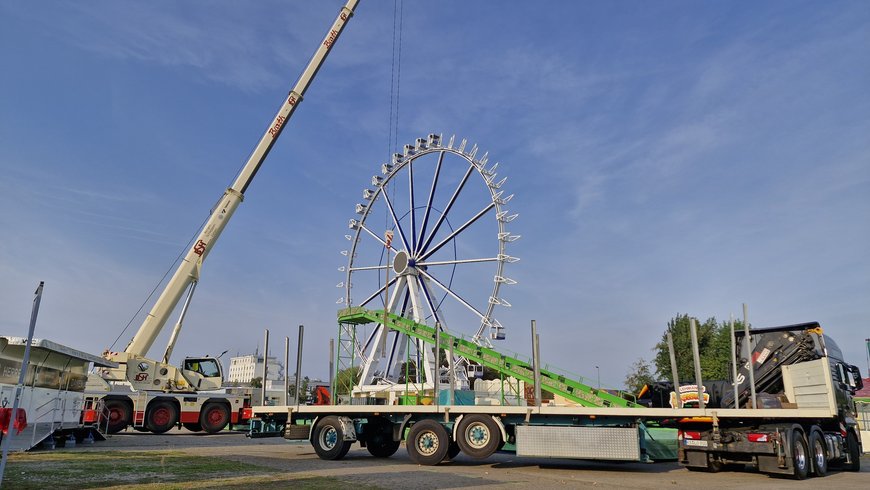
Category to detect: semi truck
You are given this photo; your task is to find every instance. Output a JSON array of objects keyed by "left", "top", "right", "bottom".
[
  {"left": 249, "top": 309, "right": 863, "bottom": 479},
  {"left": 86, "top": 0, "right": 359, "bottom": 434}
]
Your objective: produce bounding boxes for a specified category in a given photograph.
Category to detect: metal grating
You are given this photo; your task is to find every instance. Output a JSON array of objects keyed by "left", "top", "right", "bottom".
[{"left": 516, "top": 425, "right": 640, "bottom": 461}]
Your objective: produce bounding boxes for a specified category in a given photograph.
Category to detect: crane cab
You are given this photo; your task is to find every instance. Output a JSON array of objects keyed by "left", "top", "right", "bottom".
[{"left": 181, "top": 357, "right": 224, "bottom": 391}]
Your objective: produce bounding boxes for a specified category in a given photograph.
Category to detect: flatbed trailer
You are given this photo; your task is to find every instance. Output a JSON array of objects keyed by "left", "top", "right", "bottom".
[{"left": 250, "top": 311, "right": 862, "bottom": 479}]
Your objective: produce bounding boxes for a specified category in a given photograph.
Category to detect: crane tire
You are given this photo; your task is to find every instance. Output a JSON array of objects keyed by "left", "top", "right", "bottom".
[
  {"left": 146, "top": 400, "right": 178, "bottom": 434},
  {"left": 200, "top": 403, "right": 230, "bottom": 434}
]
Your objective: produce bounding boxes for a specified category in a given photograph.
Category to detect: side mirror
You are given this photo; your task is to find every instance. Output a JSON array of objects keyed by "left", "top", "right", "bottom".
[{"left": 849, "top": 365, "right": 863, "bottom": 391}]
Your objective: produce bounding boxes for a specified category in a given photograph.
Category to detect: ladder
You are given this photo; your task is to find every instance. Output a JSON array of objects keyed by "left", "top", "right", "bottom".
[{"left": 338, "top": 308, "right": 639, "bottom": 408}]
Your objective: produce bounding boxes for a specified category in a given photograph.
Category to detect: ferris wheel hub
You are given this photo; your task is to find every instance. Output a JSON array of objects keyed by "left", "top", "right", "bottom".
[{"left": 392, "top": 250, "right": 414, "bottom": 275}]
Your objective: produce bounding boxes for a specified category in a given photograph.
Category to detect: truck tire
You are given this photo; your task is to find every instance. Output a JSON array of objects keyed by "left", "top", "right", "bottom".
[
  {"left": 365, "top": 418, "right": 400, "bottom": 458},
  {"left": 312, "top": 416, "right": 352, "bottom": 460},
  {"left": 406, "top": 420, "right": 449, "bottom": 465},
  {"left": 843, "top": 431, "right": 860, "bottom": 472},
  {"left": 146, "top": 400, "right": 179, "bottom": 434},
  {"left": 790, "top": 430, "right": 809, "bottom": 480},
  {"left": 103, "top": 399, "right": 131, "bottom": 434},
  {"left": 200, "top": 403, "right": 230, "bottom": 434},
  {"left": 456, "top": 414, "right": 501, "bottom": 459},
  {"left": 809, "top": 429, "right": 827, "bottom": 477}
]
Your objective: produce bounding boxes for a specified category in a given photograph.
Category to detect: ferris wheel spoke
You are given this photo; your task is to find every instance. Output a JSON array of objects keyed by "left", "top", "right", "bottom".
[
  {"left": 419, "top": 201, "right": 495, "bottom": 261},
  {"left": 418, "top": 164, "right": 474, "bottom": 255},
  {"left": 418, "top": 268, "right": 486, "bottom": 321},
  {"left": 349, "top": 264, "right": 390, "bottom": 272},
  {"left": 382, "top": 190, "right": 411, "bottom": 252},
  {"left": 416, "top": 275, "right": 442, "bottom": 325},
  {"left": 360, "top": 223, "right": 398, "bottom": 253},
  {"left": 358, "top": 275, "right": 401, "bottom": 308},
  {"left": 416, "top": 257, "right": 500, "bottom": 267},
  {"left": 416, "top": 150, "right": 444, "bottom": 253},
  {"left": 409, "top": 156, "right": 417, "bottom": 251}
]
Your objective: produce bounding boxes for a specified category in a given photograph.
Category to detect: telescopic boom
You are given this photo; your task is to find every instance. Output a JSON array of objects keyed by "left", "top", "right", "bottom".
[{"left": 123, "top": 0, "right": 359, "bottom": 358}]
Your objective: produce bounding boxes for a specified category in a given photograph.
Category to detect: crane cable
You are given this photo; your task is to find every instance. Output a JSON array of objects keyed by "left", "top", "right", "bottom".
[{"left": 384, "top": 0, "right": 404, "bottom": 308}]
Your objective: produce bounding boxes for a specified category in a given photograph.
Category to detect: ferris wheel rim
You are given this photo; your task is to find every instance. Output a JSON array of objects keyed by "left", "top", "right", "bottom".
[{"left": 342, "top": 134, "right": 516, "bottom": 349}]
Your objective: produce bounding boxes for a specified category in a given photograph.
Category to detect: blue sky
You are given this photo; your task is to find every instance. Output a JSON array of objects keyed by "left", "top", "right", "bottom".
[{"left": 1, "top": 1, "right": 868, "bottom": 390}]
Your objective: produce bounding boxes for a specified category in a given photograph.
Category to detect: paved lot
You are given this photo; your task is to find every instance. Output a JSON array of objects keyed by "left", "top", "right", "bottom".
[{"left": 76, "top": 429, "right": 869, "bottom": 489}]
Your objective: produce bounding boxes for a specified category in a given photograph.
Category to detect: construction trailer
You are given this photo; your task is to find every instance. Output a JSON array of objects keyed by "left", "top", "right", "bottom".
[
  {"left": 249, "top": 309, "right": 863, "bottom": 480},
  {"left": 0, "top": 336, "right": 115, "bottom": 451}
]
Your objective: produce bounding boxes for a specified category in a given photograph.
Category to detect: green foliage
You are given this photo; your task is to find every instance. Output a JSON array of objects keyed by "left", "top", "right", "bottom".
[
  {"left": 288, "top": 376, "right": 310, "bottom": 400},
  {"left": 653, "top": 314, "right": 744, "bottom": 383},
  {"left": 249, "top": 376, "right": 263, "bottom": 388},
  {"left": 334, "top": 366, "right": 360, "bottom": 395},
  {"left": 624, "top": 358, "right": 655, "bottom": 395}
]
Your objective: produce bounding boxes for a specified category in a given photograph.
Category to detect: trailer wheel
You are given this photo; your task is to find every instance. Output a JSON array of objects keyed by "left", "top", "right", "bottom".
[
  {"left": 406, "top": 420, "right": 449, "bottom": 465},
  {"left": 843, "top": 431, "right": 860, "bottom": 472},
  {"left": 146, "top": 400, "right": 179, "bottom": 434},
  {"left": 200, "top": 403, "right": 230, "bottom": 434},
  {"left": 809, "top": 429, "right": 827, "bottom": 477},
  {"left": 456, "top": 414, "right": 501, "bottom": 459},
  {"left": 183, "top": 423, "right": 202, "bottom": 432},
  {"left": 313, "top": 416, "right": 352, "bottom": 460},
  {"left": 102, "top": 399, "right": 132, "bottom": 434},
  {"left": 790, "top": 430, "right": 809, "bottom": 480},
  {"left": 365, "top": 417, "right": 400, "bottom": 458}
]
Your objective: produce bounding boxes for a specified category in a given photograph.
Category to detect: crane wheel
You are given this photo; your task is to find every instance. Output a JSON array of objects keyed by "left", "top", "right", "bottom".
[
  {"left": 146, "top": 400, "right": 179, "bottom": 434},
  {"left": 200, "top": 403, "right": 230, "bottom": 434},
  {"left": 102, "top": 399, "right": 132, "bottom": 434}
]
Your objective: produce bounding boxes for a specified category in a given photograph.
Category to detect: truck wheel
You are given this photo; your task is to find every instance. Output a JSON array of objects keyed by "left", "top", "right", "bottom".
[
  {"left": 365, "top": 418, "right": 400, "bottom": 458},
  {"left": 809, "top": 430, "right": 827, "bottom": 477},
  {"left": 183, "top": 423, "right": 202, "bottom": 432},
  {"left": 312, "top": 416, "right": 352, "bottom": 460},
  {"left": 843, "top": 431, "right": 860, "bottom": 472},
  {"left": 102, "top": 399, "right": 131, "bottom": 434},
  {"left": 456, "top": 414, "right": 501, "bottom": 459},
  {"left": 790, "top": 430, "right": 809, "bottom": 480},
  {"left": 200, "top": 403, "right": 230, "bottom": 434},
  {"left": 406, "top": 420, "right": 449, "bottom": 465},
  {"left": 146, "top": 400, "right": 179, "bottom": 434}
]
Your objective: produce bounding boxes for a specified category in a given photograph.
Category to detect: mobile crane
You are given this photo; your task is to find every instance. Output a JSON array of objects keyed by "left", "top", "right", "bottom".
[{"left": 89, "top": 0, "right": 360, "bottom": 434}]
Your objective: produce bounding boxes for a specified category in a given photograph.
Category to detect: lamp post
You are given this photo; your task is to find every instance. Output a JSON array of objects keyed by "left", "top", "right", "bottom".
[{"left": 595, "top": 365, "right": 600, "bottom": 390}]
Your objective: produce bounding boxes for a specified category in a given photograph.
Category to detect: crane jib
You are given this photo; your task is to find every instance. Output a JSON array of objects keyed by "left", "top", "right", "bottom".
[{"left": 120, "top": 0, "right": 359, "bottom": 360}]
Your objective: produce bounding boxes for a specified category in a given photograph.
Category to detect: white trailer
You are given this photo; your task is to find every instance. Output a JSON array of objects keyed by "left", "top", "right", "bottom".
[{"left": 250, "top": 313, "right": 863, "bottom": 480}]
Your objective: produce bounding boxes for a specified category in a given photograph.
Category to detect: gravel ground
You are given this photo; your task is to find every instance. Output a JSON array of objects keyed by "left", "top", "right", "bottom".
[{"left": 69, "top": 429, "right": 870, "bottom": 489}]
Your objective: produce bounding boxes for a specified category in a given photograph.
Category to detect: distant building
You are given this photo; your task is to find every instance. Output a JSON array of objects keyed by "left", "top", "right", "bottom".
[{"left": 226, "top": 353, "right": 284, "bottom": 384}]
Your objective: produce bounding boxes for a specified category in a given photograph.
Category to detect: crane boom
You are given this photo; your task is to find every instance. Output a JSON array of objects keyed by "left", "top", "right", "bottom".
[{"left": 123, "top": 0, "right": 359, "bottom": 358}]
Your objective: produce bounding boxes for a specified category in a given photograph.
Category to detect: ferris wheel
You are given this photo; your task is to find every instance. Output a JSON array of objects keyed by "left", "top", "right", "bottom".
[{"left": 339, "top": 133, "right": 519, "bottom": 392}]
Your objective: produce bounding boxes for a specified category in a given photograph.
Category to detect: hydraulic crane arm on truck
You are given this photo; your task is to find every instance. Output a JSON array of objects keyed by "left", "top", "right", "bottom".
[{"left": 92, "top": 0, "right": 360, "bottom": 434}]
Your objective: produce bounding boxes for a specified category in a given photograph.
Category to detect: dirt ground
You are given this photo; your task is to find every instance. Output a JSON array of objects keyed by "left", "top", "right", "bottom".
[{"left": 65, "top": 429, "right": 869, "bottom": 489}]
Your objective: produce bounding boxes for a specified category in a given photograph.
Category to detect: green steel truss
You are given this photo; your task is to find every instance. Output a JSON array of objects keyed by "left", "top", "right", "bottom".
[{"left": 338, "top": 307, "right": 639, "bottom": 408}]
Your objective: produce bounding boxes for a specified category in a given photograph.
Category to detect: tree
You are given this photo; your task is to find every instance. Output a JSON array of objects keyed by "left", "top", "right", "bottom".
[
  {"left": 652, "top": 314, "right": 745, "bottom": 383},
  {"left": 624, "top": 358, "right": 655, "bottom": 395},
  {"left": 288, "top": 376, "right": 310, "bottom": 401},
  {"left": 334, "top": 366, "right": 360, "bottom": 395},
  {"left": 250, "top": 376, "right": 263, "bottom": 388}
]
